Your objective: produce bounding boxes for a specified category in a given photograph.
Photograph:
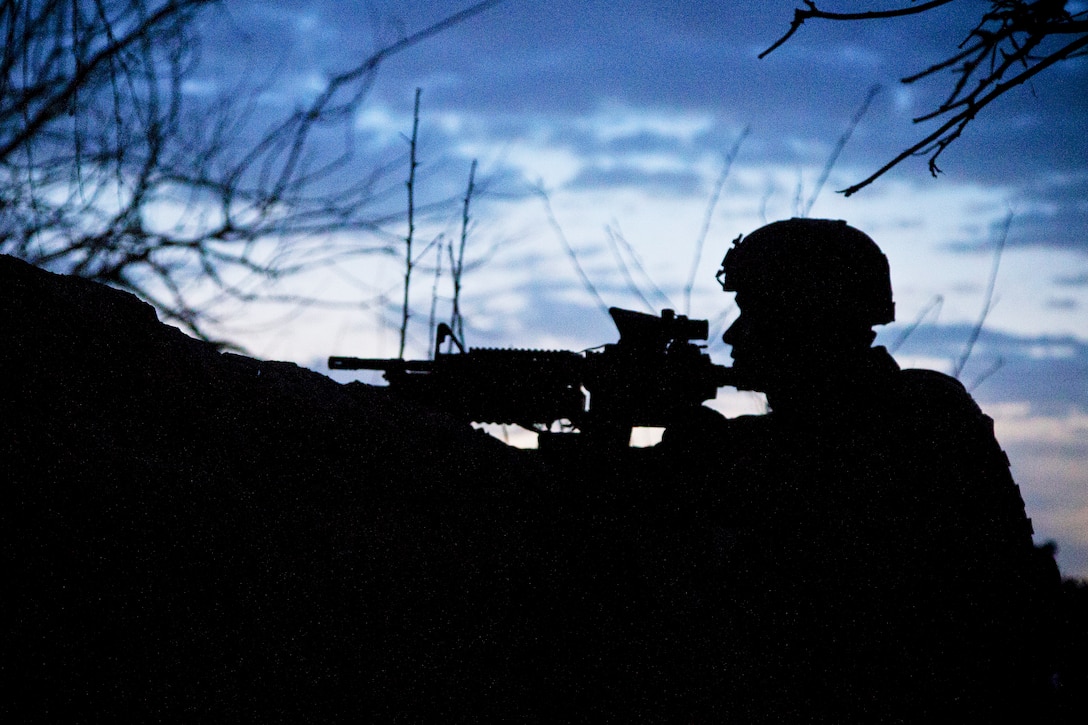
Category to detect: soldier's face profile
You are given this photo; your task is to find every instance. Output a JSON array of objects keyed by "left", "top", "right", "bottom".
[
  {"left": 723, "top": 296, "right": 775, "bottom": 382},
  {"left": 723, "top": 293, "right": 819, "bottom": 389}
]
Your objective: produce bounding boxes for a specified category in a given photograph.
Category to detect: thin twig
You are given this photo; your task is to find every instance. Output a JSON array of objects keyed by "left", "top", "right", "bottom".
[
  {"left": 399, "top": 87, "right": 421, "bottom": 358},
  {"left": 536, "top": 185, "right": 610, "bottom": 317},
  {"left": 967, "top": 357, "right": 1004, "bottom": 392},
  {"left": 758, "top": 180, "right": 775, "bottom": 225},
  {"left": 684, "top": 126, "right": 749, "bottom": 315},
  {"left": 953, "top": 210, "right": 1013, "bottom": 379},
  {"left": 428, "top": 236, "right": 444, "bottom": 359},
  {"left": 760, "top": 0, "right": 958, "bottom": 59},
  {"left": 803, "top": 84, "right": 880, "bottom": 215},
  {"left": 450, "top": 158, "right": 476, "bottom": 348},
  {"left": 888, "top": 294, "right": 943, "bottom": 354},
  {"left": 606, "top": 221, "right": 674, "bottom": 310},
  {"left": 605, "top": 225, "right": 657, "bottom": 314}
]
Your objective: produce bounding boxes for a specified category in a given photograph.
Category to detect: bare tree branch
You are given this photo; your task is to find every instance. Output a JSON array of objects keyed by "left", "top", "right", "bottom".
[
  {"left": 760, "top": 0, "right": 957, "bottom": 59},
  {"left": 762, "top": 1, "right": 1088, "bottom": 195},
  {"left": 840, "top": 31, "right": 1088, "bottom": 196},
  {"left": 1, "top": 1, "right": 507, "bottom": 341}
]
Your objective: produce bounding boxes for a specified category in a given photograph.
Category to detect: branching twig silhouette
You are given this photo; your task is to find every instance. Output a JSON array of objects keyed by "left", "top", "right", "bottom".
[
  {"left": 760, "top": 1, "right": 958, "bottom": 60},
  {"left": 2, "top": 1, "right": 506, "bottom": 340},
  {"left": 762, "top": 1, "right": 1088, "bottom": 195}
]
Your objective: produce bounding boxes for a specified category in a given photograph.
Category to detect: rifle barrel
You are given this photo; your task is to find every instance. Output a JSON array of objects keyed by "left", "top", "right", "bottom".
[{"left": 328, "top": 356, "right": 434, "bottom": 372}]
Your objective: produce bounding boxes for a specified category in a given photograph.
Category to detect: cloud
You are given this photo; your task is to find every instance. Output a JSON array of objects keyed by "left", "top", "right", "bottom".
[
  {"left": 1046, "top": 297, "right": 1080, "bottom": 310},
  {"left": 1055, "top": 271, "right": 1088, "bottom": 287},
  {"left": 1010, "top": 177, "right": 1088, "bottom": 254},
  {"left": 920, "top": 172, "right": 1088, "bottom": 256},
  {"left": 566, "top": 165, "right": 704, "bottom": 195}
]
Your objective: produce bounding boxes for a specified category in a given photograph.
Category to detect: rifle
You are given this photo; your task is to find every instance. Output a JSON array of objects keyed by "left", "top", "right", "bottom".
[{"left": 329, "top": 307, "right": 734, "bottom": 450}]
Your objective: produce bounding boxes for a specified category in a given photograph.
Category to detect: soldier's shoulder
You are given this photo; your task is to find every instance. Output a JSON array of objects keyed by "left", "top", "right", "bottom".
[
  {"left": 895, "top": 367, "right": 985, "bottom": 421},
  {"left": 898, "top": 367, "right": 975, "bottom": 402}
]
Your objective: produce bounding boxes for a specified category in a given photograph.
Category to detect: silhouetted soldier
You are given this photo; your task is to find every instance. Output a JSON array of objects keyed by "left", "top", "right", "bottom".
[{"left": 663, "top": 218, "right": 1045, "bottom": 720}]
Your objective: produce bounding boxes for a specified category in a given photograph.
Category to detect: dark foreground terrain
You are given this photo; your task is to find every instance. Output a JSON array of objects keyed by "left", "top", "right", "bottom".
[{"left": 2, "top": 255, "right": 1086, "bottom": 721}]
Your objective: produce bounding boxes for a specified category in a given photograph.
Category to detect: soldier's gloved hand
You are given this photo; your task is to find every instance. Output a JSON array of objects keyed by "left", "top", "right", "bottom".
[{"left": 660, "top": 405, "right": 730, "bottom": 453}]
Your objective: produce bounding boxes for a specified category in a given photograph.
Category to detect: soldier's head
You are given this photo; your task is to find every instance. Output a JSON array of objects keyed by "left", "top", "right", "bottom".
[{"left": 716, "top": 218, "right": 894, "bottom": 393}]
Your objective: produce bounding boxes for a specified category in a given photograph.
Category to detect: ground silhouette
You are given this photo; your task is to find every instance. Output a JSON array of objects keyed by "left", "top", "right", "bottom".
[{"left": 2, "top": 254, "right": 1085, "bottom": 720}]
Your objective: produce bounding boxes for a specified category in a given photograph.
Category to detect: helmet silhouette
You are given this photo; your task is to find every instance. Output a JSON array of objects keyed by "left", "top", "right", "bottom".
[{"left": 717, "top": 218, "right": 895, "bottom": 326}]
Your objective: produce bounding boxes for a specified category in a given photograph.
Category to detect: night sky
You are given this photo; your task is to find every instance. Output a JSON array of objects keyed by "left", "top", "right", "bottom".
[{"left": 179, "top": 1, "right": 1088, "bottom": 576}]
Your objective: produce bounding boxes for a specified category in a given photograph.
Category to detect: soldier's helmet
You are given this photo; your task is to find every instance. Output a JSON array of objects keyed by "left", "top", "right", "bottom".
[{"left": 716, "top": 218, "right": 895, "bottom": 327}]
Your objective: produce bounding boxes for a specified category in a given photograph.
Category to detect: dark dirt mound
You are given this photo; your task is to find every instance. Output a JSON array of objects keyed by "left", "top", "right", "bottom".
[{"left": 1, "top": 255, "right": 572, "bottom": 719}]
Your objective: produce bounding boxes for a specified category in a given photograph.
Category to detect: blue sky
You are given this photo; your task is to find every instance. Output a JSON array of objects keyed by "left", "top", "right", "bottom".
[{"left": 182, "top": 1, "right": 1088, "bottom": 576}]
